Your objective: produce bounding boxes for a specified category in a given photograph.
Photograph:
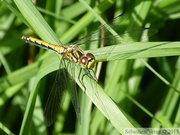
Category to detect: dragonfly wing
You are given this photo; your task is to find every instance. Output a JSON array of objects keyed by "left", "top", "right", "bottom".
[
  {"left": 68, "top": 78, "right": 81, "bottom": 123},
  {"left": 72, "top": 14, "right": 127, "bottom": 45},
  {"left": 75, "top": 28, "right": 157, "bottom": 46},
  {"left": 72, "top": 14, "right": 156, "bottom": 46},
  {"left": 66, "top": 64, "right": 81, "bottom": 123},
  {"left": 44, "top": 68, "right": 67, "bottom": 127}
]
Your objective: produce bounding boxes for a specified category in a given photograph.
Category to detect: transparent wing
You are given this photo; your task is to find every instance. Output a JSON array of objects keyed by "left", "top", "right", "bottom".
[
  {"left": 72, "top": 14, "right": 157, "bottom": 46},
  {"left": 73, "top": 14, "right": 126, "bottom": 45},
  {"left": 66, "top": 62, "right": 81, "bottom": 123},
  {"left": 44, "top": 60, "right": 81, "bottom": 126},
  {"left": 67, "top": 74, "right": 81, "bottom": 123},
  {"left": 44, "top": 66, "right": 67, "bottom": 127}
]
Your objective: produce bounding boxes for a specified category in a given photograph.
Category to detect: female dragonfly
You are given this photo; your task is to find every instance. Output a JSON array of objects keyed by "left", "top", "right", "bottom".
[{"left": 21, "top": 35, "right": 97, "bottom": 126}]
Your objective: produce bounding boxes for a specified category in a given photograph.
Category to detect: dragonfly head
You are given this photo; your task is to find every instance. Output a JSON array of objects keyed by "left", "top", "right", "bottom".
[{"left": 80, "top": 53, "right": 95, "bottom": 69}]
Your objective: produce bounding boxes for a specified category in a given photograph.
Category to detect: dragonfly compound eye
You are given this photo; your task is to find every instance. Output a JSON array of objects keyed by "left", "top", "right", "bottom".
[{"left": 80, "top": 53, "right": 95, "bottom": 69}]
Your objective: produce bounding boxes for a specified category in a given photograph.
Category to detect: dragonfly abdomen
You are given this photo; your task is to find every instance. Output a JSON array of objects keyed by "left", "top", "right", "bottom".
[{"left": 21, "top": 36, "right": 66, "bottom": 54}]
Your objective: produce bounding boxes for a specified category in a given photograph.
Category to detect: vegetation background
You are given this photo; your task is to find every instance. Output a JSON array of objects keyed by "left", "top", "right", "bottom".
[{"left": 0, "top": 0, "right": 180, "bottom": 135}]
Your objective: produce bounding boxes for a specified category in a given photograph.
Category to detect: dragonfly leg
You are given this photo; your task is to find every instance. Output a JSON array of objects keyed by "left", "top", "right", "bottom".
[
  {"left": 83, "top": 69, "right": 97, "bottom": 82},
  {"left": 89, "top": 69, "right": 98, "bottom": 82},
  {"left": 78, "top": 67, "right": 97, "bottom": 93},
  {"left": 78, "top": 68, "right": 86, "bottom": 92}
]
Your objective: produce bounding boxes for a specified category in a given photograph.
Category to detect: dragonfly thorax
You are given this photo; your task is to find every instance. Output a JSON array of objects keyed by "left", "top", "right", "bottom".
[
  {"left": 62, "top": 45, "right": 95, "bottom": 69},
  {"left": 80, "top": 53, "right": 95, "bottom": 69},
  {"left": 62, "top": 45, "right": 84, "bottom": 63}
]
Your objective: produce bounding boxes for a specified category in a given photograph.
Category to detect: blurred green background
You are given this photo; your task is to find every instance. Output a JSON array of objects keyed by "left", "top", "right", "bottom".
[{"left": 0, "top": 0, "right": 180, "bottom": 135}]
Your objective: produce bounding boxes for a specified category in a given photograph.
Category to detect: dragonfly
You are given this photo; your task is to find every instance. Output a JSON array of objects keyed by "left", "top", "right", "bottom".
[
  {"left": 21, "top": 36, "right": 96, "bottom": 79},
  {"left": 21, "top": 35, "right": 97, "bottom": 126},
  {"left": 21, "top": 15, "right": 125, "bottom": 127},
  {"left": 21, "top": 14, "right": 156, "bottom": 126}
]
